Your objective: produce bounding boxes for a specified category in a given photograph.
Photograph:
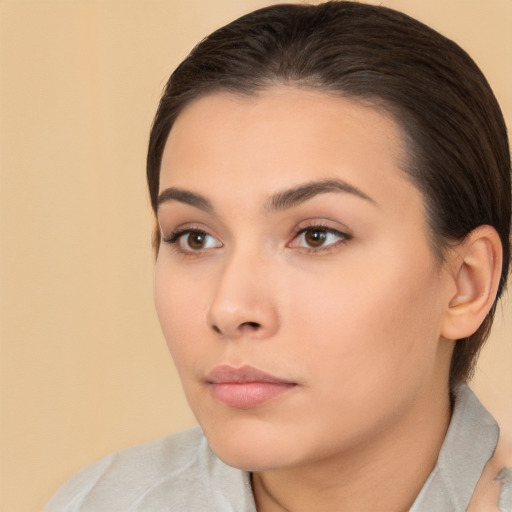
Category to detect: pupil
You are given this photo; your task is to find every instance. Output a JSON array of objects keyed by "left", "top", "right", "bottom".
[
  {"left": 306, "top": 229, "right": 326, "bottom": 247},
  {"left": 189, "top": 233, "right": 205, "bottom": 249}
]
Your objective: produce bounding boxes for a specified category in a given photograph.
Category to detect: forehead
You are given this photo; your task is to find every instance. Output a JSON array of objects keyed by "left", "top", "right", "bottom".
[{"left": 159, "top": 87, "right": 418, "bottom": 213}]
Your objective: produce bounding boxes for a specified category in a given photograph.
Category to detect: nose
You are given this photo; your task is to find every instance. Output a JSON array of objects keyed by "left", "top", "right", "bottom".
[{"left": 206, "top": 249, "right": 279, "bottom": 340}]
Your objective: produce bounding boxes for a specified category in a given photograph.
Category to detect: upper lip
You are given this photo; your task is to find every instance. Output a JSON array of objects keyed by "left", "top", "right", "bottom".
[{"left": 206, "top": 365, "right": 294, "bottom": 384}]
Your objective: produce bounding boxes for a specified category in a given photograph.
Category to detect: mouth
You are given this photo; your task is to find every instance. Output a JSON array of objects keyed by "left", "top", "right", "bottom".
[{"left": 205, "top": 365, "right": 298, "bottom": 409}]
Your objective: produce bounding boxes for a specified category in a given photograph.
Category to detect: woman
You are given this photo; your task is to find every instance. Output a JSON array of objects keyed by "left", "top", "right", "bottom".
[{"left": 47, "top": 1, "right": 511, "bottom": 510}]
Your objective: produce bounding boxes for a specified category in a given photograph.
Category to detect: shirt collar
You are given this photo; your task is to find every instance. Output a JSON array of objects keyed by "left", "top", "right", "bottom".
[{"left": 411, "top": 384, "right": 499, "bottom": 511}]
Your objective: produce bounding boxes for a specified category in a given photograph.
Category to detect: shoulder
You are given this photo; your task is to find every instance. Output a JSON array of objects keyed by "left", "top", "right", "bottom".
[
  {"left": 45, "top": 426, "right": 253, "bottom": 512},
  {"left": 411, "top": 385, "right": 511, "bottom": 512},
  {"left": 468, "top": 434, "right": 512, "bottom": 512}
]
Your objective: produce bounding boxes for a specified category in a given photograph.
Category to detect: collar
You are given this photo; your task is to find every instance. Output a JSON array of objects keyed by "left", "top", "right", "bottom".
[{"left": 410, "top": 384, "right": 500, "bottom": 511}]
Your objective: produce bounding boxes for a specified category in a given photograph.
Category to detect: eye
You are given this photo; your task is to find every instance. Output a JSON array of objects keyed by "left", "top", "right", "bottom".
[
  {"left": 164, "top": 229, "right": 222, "bottom": 253},
  {"left": 290, "top": 226, "right": 351, "bottom": 250}
]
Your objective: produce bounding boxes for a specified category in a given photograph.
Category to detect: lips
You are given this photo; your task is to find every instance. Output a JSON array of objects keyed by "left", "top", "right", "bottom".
[{"left": 206, "top": 365, "right": 297, "bottom": 409}]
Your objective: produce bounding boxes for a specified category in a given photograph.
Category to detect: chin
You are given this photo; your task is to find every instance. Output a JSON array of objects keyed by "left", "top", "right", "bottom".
[
  {"left": 212, "top": 444, "right": 293, "bottom": 473},
  {"left": 201, "top": 419, "right": 302, "bottom": 472}
]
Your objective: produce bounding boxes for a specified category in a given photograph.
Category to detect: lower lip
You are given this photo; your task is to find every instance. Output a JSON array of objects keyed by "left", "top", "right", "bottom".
[{"left": 210, "top": 382, "right": 296, "bottom": 409}]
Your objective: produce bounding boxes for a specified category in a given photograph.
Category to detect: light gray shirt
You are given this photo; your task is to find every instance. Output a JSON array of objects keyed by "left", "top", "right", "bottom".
[{"left": 45, "top": 385, "right": 511, "bottom": 511}]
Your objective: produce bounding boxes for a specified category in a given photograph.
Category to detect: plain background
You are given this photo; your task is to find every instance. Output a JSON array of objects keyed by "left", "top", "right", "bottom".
[{"left": 0, "top": 1, "right": 510, "bottom": 510}]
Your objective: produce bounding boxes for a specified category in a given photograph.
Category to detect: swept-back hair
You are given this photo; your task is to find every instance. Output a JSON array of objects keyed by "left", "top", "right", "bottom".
[{"left": 147, "top": 1, "right": 511, "bottom": 388}]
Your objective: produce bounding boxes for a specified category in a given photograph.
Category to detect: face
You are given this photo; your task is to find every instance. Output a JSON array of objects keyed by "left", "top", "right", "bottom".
[{"left": 154, "top": 88, "right": 454, "bottom": 472}]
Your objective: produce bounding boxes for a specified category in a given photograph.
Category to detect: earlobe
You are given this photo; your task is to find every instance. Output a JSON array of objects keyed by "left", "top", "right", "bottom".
[{"left": 441, "top": 225, "right": 503, "bottom": 341}]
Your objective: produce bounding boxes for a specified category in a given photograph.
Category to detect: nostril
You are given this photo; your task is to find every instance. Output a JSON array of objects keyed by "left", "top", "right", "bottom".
[{"left": 210, "top": 321, "right": 262, "bottom": 336}]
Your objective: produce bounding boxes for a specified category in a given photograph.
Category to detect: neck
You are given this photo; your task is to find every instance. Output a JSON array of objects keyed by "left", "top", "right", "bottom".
[{"left": 252, "top": 387, "right": 451, "bottom": 512}]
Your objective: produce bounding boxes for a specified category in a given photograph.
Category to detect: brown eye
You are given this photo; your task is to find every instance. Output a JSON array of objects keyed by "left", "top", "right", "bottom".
[
  {"left": 304, "top": 229, "right": 328, "bottom": 247},
  {"left": 290, "top": 225, "right": 351, "bottom": 251},
  {"left": 180, "top": 230, "right": 222, "bottom": 252},
  {"left": 186, "top": 232, "right": 208, "bottom": 250},
  {"left": 164, "top": 228, "right": 222, "bottom": 253}
]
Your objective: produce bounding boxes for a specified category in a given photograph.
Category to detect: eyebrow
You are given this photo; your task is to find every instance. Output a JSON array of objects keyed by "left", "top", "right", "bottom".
[
  {"left": 157, "top": 178, "right": 376, "bottom": 214},
  {"left": 157, "top": 187, "right": 213, "bottom": 212},
  {"left": 267, "top": 179, "right": 377, "bottom": 212}
]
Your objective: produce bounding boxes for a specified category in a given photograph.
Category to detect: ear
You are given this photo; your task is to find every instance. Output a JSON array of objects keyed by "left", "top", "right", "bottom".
[{"left": 441, "top": 225, "right": 503, "bottom": 341}]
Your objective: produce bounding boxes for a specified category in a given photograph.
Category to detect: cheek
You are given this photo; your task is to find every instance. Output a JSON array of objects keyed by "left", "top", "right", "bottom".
[
  {"left": 278, "top": 257, "right": 445, "bottom": 450},
  {"left": 153, "top": 262, "right": 209, "bottom": 368},
  {"left": 288, "top": 250, "right": 444, "bottom": 387}
]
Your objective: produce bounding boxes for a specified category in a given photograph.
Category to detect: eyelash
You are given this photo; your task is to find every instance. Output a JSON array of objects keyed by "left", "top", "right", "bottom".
[
  {"left": 162, "top": 224, "right": 352, "bottom": 255},
  {"left": 292, "top": 225, "right": 352, "bottom": 253},
  {"left": 163, "top": 228, "right": 220, "bottom": 254}
]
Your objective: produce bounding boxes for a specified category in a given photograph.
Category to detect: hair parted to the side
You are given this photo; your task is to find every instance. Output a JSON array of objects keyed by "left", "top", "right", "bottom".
[{"left": 147, "top": 1, "right": 511, "bottom": 389}]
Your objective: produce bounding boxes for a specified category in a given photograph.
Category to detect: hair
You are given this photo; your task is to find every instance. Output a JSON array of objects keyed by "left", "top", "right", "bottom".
[{"left": 147, "top": 1, "right": 511, "bottom": 389}]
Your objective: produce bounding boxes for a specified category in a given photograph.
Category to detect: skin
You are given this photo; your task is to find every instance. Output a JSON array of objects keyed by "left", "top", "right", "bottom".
[{"left": 154, "top": 88, "right": 459, "bottom": 511}]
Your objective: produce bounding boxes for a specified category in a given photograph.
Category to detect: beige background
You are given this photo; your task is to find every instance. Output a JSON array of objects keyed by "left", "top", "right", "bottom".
[{"left": 0, "top": 1, "right": 510, "bottom": 511}]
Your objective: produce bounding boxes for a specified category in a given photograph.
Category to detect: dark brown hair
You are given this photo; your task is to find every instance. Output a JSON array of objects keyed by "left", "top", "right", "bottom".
[{"left": 147, "top": 1, "right": 511, "bottom": 388}]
